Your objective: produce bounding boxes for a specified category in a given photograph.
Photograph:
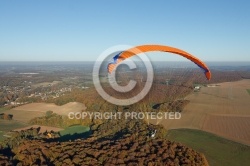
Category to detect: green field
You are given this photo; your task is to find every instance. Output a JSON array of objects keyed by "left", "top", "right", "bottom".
[
  {"left": 0, "top": 131, "right": 4, "bottom": 141},
  {"left": 0, "top": 120, "right": 28, "bottom": 132},
  {"left": 0, "top": 107, "right": 10, "bottom": 113},
  {"left": 59, "top": 125, "right": 90, "bottom": 136},
  {"left": 59, "top": 125, "right": 91, "bottom": 141},
  {"left": 246, "top": 89, "right": 250, "bottom": 95},
  {"left": 166, "top": 129, "right": 250, "bottom": 166},
  {"left": 0, "top": 120, "right": 29, "bottom": 141}
]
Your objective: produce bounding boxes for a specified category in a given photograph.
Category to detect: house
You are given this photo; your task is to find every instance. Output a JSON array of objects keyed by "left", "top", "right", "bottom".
[{"left": 194, "top": 86, "right": 201, "bottom": 92}]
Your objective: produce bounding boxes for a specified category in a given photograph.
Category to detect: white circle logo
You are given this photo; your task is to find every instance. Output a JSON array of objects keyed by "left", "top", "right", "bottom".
[{"left": 93, "top": 45, "right": 154, "bottom": 105}]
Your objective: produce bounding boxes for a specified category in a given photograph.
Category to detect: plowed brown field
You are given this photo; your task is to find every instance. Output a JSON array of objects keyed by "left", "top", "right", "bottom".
[
  {"left": 160, "top": 79, "right": 250, "bottom": 145},
  {"left": 5, "top": 102, "right": 86, "bottom": 122}
]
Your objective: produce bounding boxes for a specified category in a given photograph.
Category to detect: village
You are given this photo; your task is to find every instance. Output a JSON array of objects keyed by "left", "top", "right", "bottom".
[{"left": 0, "top": 75, "right": 89, "bottom": 107}]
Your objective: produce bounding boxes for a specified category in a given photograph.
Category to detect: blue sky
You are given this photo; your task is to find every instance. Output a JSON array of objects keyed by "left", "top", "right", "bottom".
[{"left": 0, "top": 0, "right": 249, "bottom": 61}]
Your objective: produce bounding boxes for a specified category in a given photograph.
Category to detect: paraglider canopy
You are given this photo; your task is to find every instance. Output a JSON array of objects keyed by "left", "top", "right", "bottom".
[{"left": 107, "top": 44, "right": 211, "bottom": 80}]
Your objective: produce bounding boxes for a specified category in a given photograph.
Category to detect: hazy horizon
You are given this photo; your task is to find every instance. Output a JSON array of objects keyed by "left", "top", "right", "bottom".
[{"left": 1, "top": 61, "right": 250, "bottom": 68}]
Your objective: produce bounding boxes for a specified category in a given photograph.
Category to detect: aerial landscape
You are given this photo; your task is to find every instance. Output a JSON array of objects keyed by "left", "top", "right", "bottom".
[{"left": 0, "top": 1, "right": 250, "bottom": 166}]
